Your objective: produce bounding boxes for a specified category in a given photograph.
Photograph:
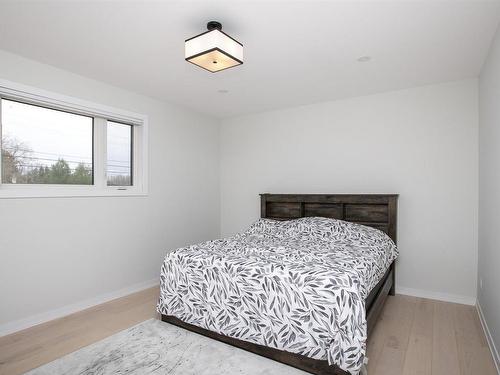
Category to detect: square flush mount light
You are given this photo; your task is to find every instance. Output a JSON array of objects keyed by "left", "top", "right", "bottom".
[{"left": 185, "top": 21, "right": 243, "bottom": 73}]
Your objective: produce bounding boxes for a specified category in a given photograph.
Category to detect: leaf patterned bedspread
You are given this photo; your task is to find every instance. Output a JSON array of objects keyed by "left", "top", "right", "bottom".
[{"left": 157, "top": 217, "right": 398, "bottom": 374}]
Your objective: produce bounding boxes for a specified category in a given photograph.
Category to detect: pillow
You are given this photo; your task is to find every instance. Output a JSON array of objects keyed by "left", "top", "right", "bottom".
[
  {"left": 245, "top": 217, "right": 395, "bottom": 247},
  {"left": 244, "top": 218, "right": 288, "bottom": 237}
]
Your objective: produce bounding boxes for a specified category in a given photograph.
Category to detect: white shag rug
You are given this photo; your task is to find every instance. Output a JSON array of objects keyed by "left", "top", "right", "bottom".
[{"left": 25, "top": 319, "right": 309, "bottom": 375}]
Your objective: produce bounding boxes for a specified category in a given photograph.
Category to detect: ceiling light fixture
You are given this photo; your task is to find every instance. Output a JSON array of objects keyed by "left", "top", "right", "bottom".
[{"left": 185, "top": 21, "right": 243, "bottom": 73}]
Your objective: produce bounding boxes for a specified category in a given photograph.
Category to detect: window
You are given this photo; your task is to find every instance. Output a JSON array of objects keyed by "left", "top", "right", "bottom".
[
  {"left": 107, "top": 121, "right": 132, "bottom": 186},
  {"left": 0, "top": 79, "right": 148, "bottom": 198},
  {"left": 1, "top": 99, "right": 94, "bottom": 185}
]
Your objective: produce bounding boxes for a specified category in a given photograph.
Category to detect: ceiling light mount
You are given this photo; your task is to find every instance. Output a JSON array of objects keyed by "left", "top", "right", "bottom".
[
  {"left": 207, "top": 21, "right": 222, "bottom": 31},
  {"left": 185, "top": 21, "right": 243, "bottom": 73}
]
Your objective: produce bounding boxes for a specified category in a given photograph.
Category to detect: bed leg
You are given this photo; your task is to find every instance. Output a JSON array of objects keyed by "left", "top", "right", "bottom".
[{"left": 389, "top": 263, "right": 396, "bottom": 296}]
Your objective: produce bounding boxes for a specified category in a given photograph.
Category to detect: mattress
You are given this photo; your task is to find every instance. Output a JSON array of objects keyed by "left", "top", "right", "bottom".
[{"left": 157, "top": 217, "right": 398, "bottom": 374}]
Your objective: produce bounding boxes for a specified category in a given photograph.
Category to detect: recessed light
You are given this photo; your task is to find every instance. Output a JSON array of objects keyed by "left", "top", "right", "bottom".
[
  {"left": 357, "top": 56, "right": 371, "bottom": 62},
  {"left": 218, "top": 89, "right": 229, "bottom": 94}
]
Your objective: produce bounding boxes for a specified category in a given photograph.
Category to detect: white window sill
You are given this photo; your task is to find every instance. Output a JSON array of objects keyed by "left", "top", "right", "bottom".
[{"left": 0, "top": 185, "right": 148, "bottom": 199}]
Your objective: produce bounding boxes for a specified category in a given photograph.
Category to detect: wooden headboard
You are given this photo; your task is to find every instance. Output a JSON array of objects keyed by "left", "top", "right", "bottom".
[{"left": 260, "top": 194, "right": 398, "bottom": 243}]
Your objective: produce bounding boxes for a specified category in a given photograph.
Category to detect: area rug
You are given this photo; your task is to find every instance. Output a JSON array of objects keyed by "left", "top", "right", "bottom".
[{"left": 25, "top": 318, "right": 307, "bottom": 375}]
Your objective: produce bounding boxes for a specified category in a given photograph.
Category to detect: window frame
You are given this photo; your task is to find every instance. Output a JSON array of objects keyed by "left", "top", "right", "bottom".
[{"left": 0, "top": 79, "right": 148, "bottom": 198}]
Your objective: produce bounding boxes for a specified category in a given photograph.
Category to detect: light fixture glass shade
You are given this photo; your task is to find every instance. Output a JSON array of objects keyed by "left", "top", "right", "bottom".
[{"left": 185, "top": 29, "right": 243, "bottom": 72}]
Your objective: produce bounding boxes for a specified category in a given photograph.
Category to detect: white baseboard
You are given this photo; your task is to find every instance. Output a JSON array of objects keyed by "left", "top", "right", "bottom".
[
  {"left": 0, "top": 278, "right": 159, "bottom": 337},
  {"left": 477, "top": 302, "right": 500, "bottom": 374},
  {"left": 397, "top": 286, "right": 476, "bottom": 306}
]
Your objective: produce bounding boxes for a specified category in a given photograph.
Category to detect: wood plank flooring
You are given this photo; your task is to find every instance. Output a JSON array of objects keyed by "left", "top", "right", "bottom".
[
  {"left": 367, "top": 295, "right": 498, "bottom": 375},
  {"left": 0, "top": 289, "right": 497, "bottom": 375},
  {"left": 0, "top": 287, "right": 159, "bottom": 375}
]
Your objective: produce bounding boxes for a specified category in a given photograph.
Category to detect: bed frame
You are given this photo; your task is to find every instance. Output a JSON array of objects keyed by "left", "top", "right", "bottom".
[{"left": 162, "top": 193, "right": 398, "bottom": 375}]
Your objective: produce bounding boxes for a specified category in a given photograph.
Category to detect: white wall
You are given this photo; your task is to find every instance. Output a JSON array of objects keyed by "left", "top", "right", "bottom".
[
  {"left": 0, "top": 50, "right": 220, "bottom": 333},
  {"left": 479, "top": 24, "right": 500, "bottom": 366},
  {"left": 220, "top": 80, "right": 478, "bottom": 304},
  {"left": 0, "top": 48, "right": 483, "bottom": 336}
]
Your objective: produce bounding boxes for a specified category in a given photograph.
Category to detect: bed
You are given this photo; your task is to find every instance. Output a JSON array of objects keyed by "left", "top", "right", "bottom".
[{"left": 158, "top": 194, "right": 398, "bottom": 375}]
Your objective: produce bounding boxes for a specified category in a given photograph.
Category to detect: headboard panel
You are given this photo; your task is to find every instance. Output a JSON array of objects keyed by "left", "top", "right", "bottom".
[{"left": 260, "top": 194, "right": 398, "bottom": 243}]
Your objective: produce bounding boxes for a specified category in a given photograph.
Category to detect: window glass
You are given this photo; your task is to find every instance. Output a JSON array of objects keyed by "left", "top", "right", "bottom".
[
  {"left": 1, "top": 99, "right": 93, "bottom": 185},
  {"left": 107, "top": 121, "right": 132, "bottom": 186}
]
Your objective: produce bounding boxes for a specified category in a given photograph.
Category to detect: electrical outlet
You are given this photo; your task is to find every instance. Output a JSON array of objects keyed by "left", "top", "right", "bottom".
[{"left": 480, "top": 278, "right": 483, "bottom": 290}]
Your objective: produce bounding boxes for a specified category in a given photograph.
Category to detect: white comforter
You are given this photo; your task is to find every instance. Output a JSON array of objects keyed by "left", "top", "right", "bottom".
[{"left": 157, "top": 217, "right": 398, "bottom": 374}]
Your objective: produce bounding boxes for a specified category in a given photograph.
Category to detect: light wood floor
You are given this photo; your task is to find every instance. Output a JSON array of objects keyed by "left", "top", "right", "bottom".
[
  {"left": 0, "top": 287, "right": 159, "bottom": 375},
  {"left": 367, "top": 295, "right": 497, "bottom": 375},
  {"left": 0, "top": 289, "right": 497, "bottom": 375}
]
